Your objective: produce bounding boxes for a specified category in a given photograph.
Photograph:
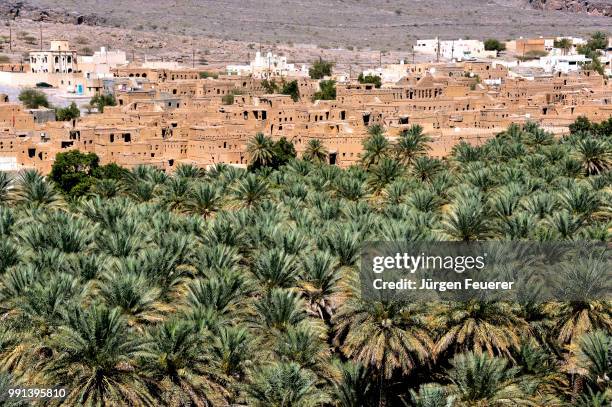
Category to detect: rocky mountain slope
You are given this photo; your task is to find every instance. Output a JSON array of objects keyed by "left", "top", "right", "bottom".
[{"left": 527, "top": 0, "right": 612, "bottom": 17}]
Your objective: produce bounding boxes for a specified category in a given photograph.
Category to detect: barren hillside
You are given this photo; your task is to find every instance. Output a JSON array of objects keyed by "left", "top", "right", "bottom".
[{"left": 4, "top": 0, "right": 611, "bottom": 50}]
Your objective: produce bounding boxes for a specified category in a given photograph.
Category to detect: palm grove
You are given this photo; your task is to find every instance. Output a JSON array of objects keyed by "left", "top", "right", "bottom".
[{"left": 0, "top": 118, "right": 610, "bottom": 406}]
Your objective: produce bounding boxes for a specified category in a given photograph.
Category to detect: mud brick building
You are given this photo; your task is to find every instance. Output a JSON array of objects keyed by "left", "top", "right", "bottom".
[{"left": 0, "top": 58, "right": 610, "bottom": 173}]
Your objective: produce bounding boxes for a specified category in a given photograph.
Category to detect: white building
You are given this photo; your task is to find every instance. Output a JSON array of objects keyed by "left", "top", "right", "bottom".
[
  {"left": 361, "top": 60, "right": 410, "bottom": 83},
  {"left": 78, "top": 47, "right": 128, "bottom": 79},
  {"left": 414, "top": 38, "right": 497, "bottom": 60},
  {"left": 539, "top": 54, "right": 592, "bottom": 74},
  {"left": 227, "top": 52, "right": 308, "bottom": 79},
  {"left": 29, "top": 40, "right": 78, "bottom": 73}
]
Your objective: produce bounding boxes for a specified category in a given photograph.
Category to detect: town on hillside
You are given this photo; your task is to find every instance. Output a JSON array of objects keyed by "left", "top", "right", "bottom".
[{"left": 0, "top": 34, "right": 611, "bottom": 173}]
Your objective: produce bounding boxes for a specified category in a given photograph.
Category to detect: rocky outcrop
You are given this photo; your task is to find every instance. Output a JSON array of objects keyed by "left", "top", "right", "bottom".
[
  {"left": 527, "top": 0, "right": 612, "bottom": 17},
  {"left": 0, "top": 1, "right": 107, "bottom": 25}
]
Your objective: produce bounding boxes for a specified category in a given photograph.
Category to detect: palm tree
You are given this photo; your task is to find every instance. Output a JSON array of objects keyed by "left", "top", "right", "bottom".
[
  {"left": 432, "top": 301, "right": 529, "bottom": 359},
  {"left": 304, "top": 139, "right": 329, "bottom": 163},
  {"left": 412, "top": 156, "right": 442, "bottom": 182},
  {"left": 274, "top": 325, "right": 331, "bottom": 378},
  {"left": 395, "top": 124, "right": 431, "bottom": 164},
  {"left": 333, "top": 297, "right": 432, "bottom": 379},
  {"left": 42, "top": 306, "right": 153, "bottom": 406},
  {"left": 557, "top": 184, "right": 601, "bottom": 221},
  {"left": 140, "top": 319, "right": 228, "bottom": 406},
  {"left": 360, "top": 128, "right": 390, "bottom": 169},
  {"left": 336, "top": 177, "right": 367, "bottom": 201},
  {"left": 161, "top": 176, "right": 190, "bottom": 211},
  {"left": 97, "top": 271, "right": 169, "bottom": 328},
  {"left": 251, "top": 248, "right": 299, "bottom": 290},
  {"left": 174, "top": 163, "right": 204, "bottom": 178},
  {"left": 367, "top": 158, "right": 404, "bottom": 194},
  {"left": 246, "top": 132, "right": 274, "bottom": 168},
  {"left": 452, "top": 141, "right": 482, "bottom": 164},
  {"left": 547, "top": 299, "right": 612, "bottom": 346},
  {"left": 231, "top": 174, "right": 269, "bottom": 209},
  {"left": 564, "top": 330, "right": 612, "bottom": 405},
  {"left": 183, "top": 183, "right": 222, "bottom": 219},
  {"left": 573, "top": 330, "right": 611, "bottom": 386},
  {"left": 254, "top": 288, "right": 306, "bottom": 332},
  {"left": 298, "top": 251, "right": 339, "bottom": 322},
  {"left": 12, "top": 169, "right": 63, "bottom": 209},
  {"left": 573, "top": 137, "right": 611, "bottom": 176},
  {"left": 212, "top": 326, "right": 252, "bottom": 382},
  {"left": 546, "top": 210, "right": 583, "bottom": 239},
  {"left": 0, "top": 171, "right": 12, "bottom": 204},
  {"left": 409, "top": 383, "right": 455, "bottom": 407},
  {"left": 441, "top": 197, "right": 492, "bottom": 241},
  {"left": 444, "top": 352, "right": 531, "bottom": 406},
  {"left": 244, "top": 362, "right": 330, "bottom": 406},
  {"left": 186, "top": 273, "right": 248, "bottom": 318},
  {"left": 332, "top": 361, "right": 373, "bottom": 407}
]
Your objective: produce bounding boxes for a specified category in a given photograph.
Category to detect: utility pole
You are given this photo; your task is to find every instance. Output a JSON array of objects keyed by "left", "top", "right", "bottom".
[
  {"left": 379, "top": 51, "right": 382, "bottom": 68},
  {"left": 8, "top": 20, "right": 12, "bottom": 52},
  {"left": 192, "top": 41, "right": 195, "bottom": 68},
  {"left": 436, "top": 37, "right": 440, "bottom": 63},
  {"left": 39, "top": 22, "right": 43, "bottom": 51}
]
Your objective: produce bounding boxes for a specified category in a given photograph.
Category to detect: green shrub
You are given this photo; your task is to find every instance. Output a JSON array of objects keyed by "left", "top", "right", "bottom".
[{"left": 18, "top": 88, "right": 49, "bottom": 109}]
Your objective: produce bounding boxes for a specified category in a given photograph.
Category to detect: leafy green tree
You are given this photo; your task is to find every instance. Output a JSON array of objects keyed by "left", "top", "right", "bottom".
[
  {"left": 49, "top": 150, "right": 100, "bottom": 197},
  {"left": 577, "top": 32, "right": 609, "bottom": 75},
  {"left": 18, "top": 88, "right": 49, "bottom": 109},
  {"left": 313, "top": 80, "right": 336, "bottom": 101},
  {"left": 569, "top": 116, "right": 593, "bottom": 134},
  {"left": 309, "top": 59, "right": 333, "bottom": 79},
  {"left": 90, "top": 93, "right": 117, "bottom": 113},
  {"left": 271, "top": 136, "right": 297, "bottom": 168},
  {"left": 358, "top": 73, "right": 382, "bottom": 88},
  {"left": 281, "top": 79, "right": 300, "bottom": 101},
  {"left": 55, "top": 102, "right": 80, "bottom": 121},
  {"left": 484, "top": 38, "right": 506, "bottom": 52}
]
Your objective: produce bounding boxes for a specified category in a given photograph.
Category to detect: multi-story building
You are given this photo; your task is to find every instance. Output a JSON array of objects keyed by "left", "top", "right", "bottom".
[{"left": 29, "top": 40, "right": 78, "bottom": 74}]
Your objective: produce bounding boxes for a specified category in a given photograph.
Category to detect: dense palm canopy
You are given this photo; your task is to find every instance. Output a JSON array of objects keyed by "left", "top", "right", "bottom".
[{"left": 0, "top": 120, "right": 610, "bottom": 405}]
